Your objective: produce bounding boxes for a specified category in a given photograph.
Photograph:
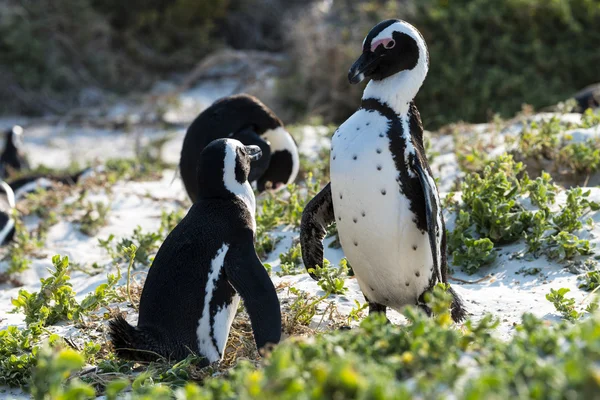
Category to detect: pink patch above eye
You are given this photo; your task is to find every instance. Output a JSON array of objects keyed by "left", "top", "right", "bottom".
[{"left": 370, "top": 38, "right": 394, "bottom": 52}]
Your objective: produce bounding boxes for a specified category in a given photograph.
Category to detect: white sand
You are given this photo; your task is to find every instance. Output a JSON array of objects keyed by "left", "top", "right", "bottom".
[{"left": 0, "top": 109, "right": 598, "bottom": 396}]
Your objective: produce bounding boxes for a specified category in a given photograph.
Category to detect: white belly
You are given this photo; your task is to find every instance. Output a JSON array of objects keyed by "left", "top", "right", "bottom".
[{"left": 330, "top": 109, "right": 434, "bottom": 309}]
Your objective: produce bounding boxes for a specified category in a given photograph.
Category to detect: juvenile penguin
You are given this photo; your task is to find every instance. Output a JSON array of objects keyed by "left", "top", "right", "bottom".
[
  {"left": 110, "top": 138, "right": 281, "bottom": 363},
  {"left": 0, "top": 181, "right": 16, "bottom": 245},
  {"left": 179, "top": 94, "right": 300, "bottom": 202},
  {"left": 0, "top": 126, "right": 30, "bottom": 178},
  {"left": 300, "top": 19, "right": 466, "bottom": 322}
]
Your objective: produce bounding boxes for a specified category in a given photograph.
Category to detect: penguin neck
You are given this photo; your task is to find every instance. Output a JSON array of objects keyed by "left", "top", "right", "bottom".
[{"left": 362, "top": 67, "right": 427, "bottom": 116}]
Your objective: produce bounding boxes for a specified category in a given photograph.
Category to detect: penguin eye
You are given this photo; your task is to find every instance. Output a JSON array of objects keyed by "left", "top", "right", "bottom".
[{"left": 384, "top": 39, "right": 395, "bottom": 49}]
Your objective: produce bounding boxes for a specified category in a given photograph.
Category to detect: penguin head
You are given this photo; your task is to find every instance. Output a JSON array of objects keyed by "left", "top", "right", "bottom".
[
  {"left": 6, "top": 126, "right": 24, "bottom": 150},
  {"left": 197, "top": 138, "right": 262, "bottom": 199},
  {"left": 348, "top": 19, "right": 429, "bottom": 85},
  {"left": 257, "top": 127, "right": 300, "bottom": 192}
]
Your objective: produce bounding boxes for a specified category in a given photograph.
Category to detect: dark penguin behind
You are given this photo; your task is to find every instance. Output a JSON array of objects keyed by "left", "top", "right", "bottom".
[
  {"left": 110, "top": 138, "right": 281, "bottom": 363},
  {"left": 0, "top": 126, "right": 30, "bottom": 179},
  {"left": 179, "top": 94, "right": 298, "bottom": 202}
]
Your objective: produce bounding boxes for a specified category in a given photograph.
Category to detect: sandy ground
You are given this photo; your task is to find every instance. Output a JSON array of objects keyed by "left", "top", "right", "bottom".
[{"left": 0, "top": 88, "right": 598, "bottom": 397}]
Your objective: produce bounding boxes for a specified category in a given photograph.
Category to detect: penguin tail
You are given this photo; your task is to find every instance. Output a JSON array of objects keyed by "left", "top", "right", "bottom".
[
  {"left": 108, "top": 315, "right": 166, "bottom": 362},
  {"left": 448, "top": 286, "right": 468, "bottom": 323}
]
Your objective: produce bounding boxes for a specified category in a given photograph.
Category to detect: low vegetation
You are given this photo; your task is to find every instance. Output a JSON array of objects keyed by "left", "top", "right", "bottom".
[
  {"left": 448, "top": 154, "right": 598, "bottom": 273},
  {"left": 1, "top": 103, "right": 600, "bottom": 398},
  {"left": 3, "top": 286, "right": 600, "bottom": 398}
]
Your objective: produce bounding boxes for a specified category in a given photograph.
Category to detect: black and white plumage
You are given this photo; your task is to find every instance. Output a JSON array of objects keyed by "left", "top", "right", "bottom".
[
  {"left": 0, "top": 181, "right": 16, "bottom": 246},
  {"left": 110, "top": 138, "right": 281, "bottom": 363},
  {"left": 300, "top": 19, "right": 466, "bottom": 322},
  {"left": 179, "top": 94, "right": 300, "bottom": 202},
  {"left": 0, "top": 126, "right": 29, "bottom": 179},
  {"left": 7, "top": 167, "right": 94, "bottom": 201}
]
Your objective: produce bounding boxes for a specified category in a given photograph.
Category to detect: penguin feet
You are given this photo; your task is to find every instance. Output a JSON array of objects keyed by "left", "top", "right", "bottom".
[
  {"left": 417, "top": 303, "right": 433, "bottom": 318},
  {"left": 368, "top": 302, "right": 390, "bottom": 324}
]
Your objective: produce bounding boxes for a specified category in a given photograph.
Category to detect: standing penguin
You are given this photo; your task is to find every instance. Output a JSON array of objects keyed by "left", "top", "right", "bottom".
[
  {"left": 110, "top": 138, "right": 281, "bottom": 363},
  {"left": 0, "top": 126, "right": 30, "bottom": 179},
  {"left": 0, "top": 181, "right": 16, "bottom": 245},
  {"left": 179, "top": 94, "right": 300, "bottom": 202},
  {"left": 300, "top": 19, "right": 466, "bottom": 322}
]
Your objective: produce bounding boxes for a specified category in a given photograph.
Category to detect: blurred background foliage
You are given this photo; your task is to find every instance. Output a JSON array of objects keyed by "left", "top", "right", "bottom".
[{"left": 1, "top": 0, "right": 599, "bottom": 128}]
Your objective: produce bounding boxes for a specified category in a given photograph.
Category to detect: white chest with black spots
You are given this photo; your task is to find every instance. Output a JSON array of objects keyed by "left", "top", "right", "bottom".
[{"left": 330, "top": 109, "right": 434, "bottom": 309}]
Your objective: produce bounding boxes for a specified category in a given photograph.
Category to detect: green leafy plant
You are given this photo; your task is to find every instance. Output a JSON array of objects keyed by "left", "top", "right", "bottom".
[
  {"left": 545, "top": 231, "right": 593, "bottom": 261},
  {"left": 78, "top": 263, "right": 124, "bottom": 316},
  {"left": 450, "top": 154, "right": 599, "bottom": 273},
  {"left": 255, "top": 230, "right": 280, "bottom": 259},
  {"left": 11, "top": 255, "right": 80, "bottom": 326},
  {"left": 287, "top": 287, "right": 329, "bottom": 327},
  {"left": 546, "top": 288, "right": 581, "bottom": 322},
  {"left": 256, "top": 173, "right": 322, "bottom": 230},
  {"left": 29, "top": 346, "right": 95, "bottom": 400},
  {"left": 347, "top": 300, "right": 368, "bottom": 324},
  {"left": 580, "top": 108, "right": 600, "bottom": 129},
  {"left": 558, "top": 140, "right": 600, "bottom": 177},
  {"left": 309, "top": 259, "right": 348, "bottom": 295},
  {"left": 451, "top": 237, "right": 497, "bottom": 275},
  {"left": 277, "top": 243, "right": 303, "bottom": 277},
  {"left": 5, "top": 213, "right": 44, "bottom": 275},
  {"left": 553, "top": 188, "right": 600, "bottom": 233},
  {"left": 11, "top": 255, "right": 123, "bottom": 327},
  {"left": 78, "top": 201, "right": 110, "bottom": 236},
  {"left": 160, "top": 209, "right": 185, "bottom": 235},
  {"left": 578, "top": 271, "right": 600, "bottom": 291},
  {"left": 99, "top": 226, "right": 161, "bottom": 268},
  {"left": 0, "top": 324, "right": 43, "bottom": 387},
  {"left": 519, "top": 117, "right": 564, "bottom": 160}
]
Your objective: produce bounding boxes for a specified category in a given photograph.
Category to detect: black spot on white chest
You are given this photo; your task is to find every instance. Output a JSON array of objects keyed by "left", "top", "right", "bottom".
[{"left": 329, "top": 108, "right": 435, "bottom": 307}]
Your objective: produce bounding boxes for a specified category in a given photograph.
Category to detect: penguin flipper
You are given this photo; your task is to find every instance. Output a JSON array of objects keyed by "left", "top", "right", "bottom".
[
  {"left": 224, "top": 242, "right": 281, "bottom": 352},
  {"left": 232, "top": 127, "right": 272, "bottom": 183},
  {"left": 413, "top": 156, "right": 443, "bottom": 285},
  {"left": 413, "top": 156, "right": 467, "bottom": 322},
  {"left": 300, "top": 183, "right": 335, "bottom": 280}
]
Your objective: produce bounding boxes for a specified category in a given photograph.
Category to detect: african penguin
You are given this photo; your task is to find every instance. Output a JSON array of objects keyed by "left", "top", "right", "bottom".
[
  {"left": 0, "top": 181, "right": 15, "bottom": 246},
  {"left": 179, "top": 94, "right": 299, "bottom": 202},
  {"left": 8, "top": 167, "right": 95, "bottom": 201},
  {"left": 110, "top": 138, "right": 281, "bottom": 363},
  {"left": 0, "top": 126, "right": 30, "bottom": 179},
  {"left": 300, "top": 19, "right": 466, "bottom": 322}
]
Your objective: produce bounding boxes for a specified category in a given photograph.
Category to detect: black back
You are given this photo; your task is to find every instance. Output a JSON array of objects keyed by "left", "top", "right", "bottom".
[
  {"left": 137, "top": 196, "right": 254, "bottom": 354},
  {"left": 138, "top": 138, "right": 265, "bottom": 355},
  {"left": 180, "top": 94, "right": 283, "bottom": 202}
]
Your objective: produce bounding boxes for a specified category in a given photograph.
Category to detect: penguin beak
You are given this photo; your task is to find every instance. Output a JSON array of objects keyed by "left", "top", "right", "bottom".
[
  {"left": 348, "top": 52, "right": 380, "bottom": 84},
  {"left": 245, "top": 145, "right": 262, "bottom": 161}
]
